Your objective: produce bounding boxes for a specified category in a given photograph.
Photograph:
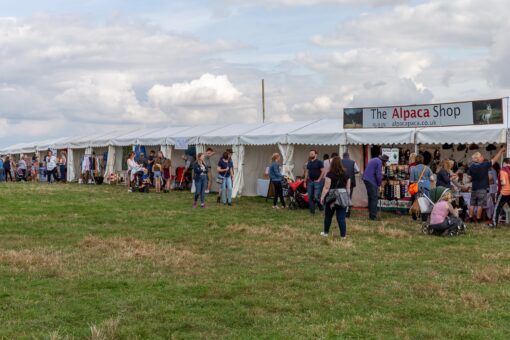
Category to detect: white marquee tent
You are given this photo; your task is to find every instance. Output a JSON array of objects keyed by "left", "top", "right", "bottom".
[{"left": 2, "top": 119, "right": 509, "bottom": 206}]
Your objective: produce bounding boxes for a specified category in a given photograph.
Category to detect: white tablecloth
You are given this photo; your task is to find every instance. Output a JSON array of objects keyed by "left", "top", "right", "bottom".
[{"left": 257, "top": 179, "right": 270, "bottom": 197}]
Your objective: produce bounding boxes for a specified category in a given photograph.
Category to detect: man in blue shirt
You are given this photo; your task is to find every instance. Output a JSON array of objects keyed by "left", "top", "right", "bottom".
[
  {"left": 363, "top": 154, "right": 389, "bottom": 220},
  {"left": 304, "top": 149, "right": 324, "bottom": 215}
]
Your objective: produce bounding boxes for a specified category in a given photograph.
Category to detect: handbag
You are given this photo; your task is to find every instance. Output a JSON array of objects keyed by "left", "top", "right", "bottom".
[
  {"left": 408, "top": 166, "right": 427, "bottom": 196},
  {"left": 216, "top": 174, "right": 224, "bottom": 184}
]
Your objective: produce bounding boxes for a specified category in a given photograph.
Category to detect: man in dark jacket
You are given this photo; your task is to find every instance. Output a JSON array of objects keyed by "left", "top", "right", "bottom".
[{"left": 362, "top": 154, "right": 389, "bottom": 221}]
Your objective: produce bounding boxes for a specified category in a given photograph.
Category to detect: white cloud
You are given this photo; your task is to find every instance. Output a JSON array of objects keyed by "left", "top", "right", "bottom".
[
  {"left": 227, "top": 0, "right": 409, "bottom": 8},
  {"left": 312, "top": 0, "right": 510, "bottom": 49},
  {"left": 148, "top": 74, "right": 243, "bottom": 107}
]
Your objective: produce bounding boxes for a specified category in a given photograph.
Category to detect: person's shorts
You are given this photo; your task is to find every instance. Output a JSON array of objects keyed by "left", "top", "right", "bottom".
[
  {"left": 154, "top": 171, "right": 162, "bottom": 178},
  {"left": 471, "top": 189, "right": 488, "bottom": 207}
]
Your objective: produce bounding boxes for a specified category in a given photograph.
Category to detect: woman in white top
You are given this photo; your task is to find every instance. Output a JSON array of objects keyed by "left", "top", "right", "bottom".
[
  {"left": 127, "top": 151, "right": 143, "bottom": 191},
  {"left": 45, "top": 150, "right": 58, "bottom": 184}
]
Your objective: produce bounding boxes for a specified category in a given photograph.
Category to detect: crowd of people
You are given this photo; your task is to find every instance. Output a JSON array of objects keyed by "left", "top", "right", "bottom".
[
  {"left": 4, "top": 143, "right": 510, "bottom": 238},
  {"left": 362, "top": 145, "right": 508, "bottom": 234},
  {"left": 125, "top": 147, "right": 235, "bottom": 208},
  {"left": 0, "top": 150, "right": 67, "bottom": 183}
]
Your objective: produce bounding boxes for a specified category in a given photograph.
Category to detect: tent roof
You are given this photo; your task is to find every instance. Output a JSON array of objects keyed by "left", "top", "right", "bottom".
[
  {"left": 110, "top": 127, "right": 166, "bottom": 146},
  {"left": 135, "top": 126, "right": 193, "bottom": 146},
  {"left": 168, "top": 124, "right": 225, "bottom": 145},
  {"left": 345, "top": 127, "right": 416, "bottom": 145},
  {"left": 239, "top": 120, "right": 317, "bottom": 145},
  {"left": 415, "top": 124, "right": 506, "bottom": 145},
  {"left": 287, "top": 119, "right": 345, "bottom": 145},
  {"left": 199, "top": 123, "right": 268, "bottom": 146}
]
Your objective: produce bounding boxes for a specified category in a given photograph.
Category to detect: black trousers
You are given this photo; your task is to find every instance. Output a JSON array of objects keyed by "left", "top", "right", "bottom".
[
  {"left": 272, "top": 180, "right": 286, "bottom": 207},
  {"left": 492, "top": 194, "right": 510, "bottom": 226},
  {"left": 47, "top": 168, "right": 57, "bottom": 183}
]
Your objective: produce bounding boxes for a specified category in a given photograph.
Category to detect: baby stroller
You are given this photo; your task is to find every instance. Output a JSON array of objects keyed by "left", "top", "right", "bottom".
[
  {"left": 16, "top": 168, "right": 27, "bottom": 182},
  {"left": 419, "top": 186, "right": 466, "bottom": 236},
  {"left": 174, "top": 167, "right": 191, "bottom": 191},
  {"left": 287, "top": 179, "right": 309, "bottom": 210}
]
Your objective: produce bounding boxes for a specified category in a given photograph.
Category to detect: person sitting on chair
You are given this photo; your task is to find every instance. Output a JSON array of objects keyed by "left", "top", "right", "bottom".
[{"left": 430, "top": 191, "right": 463, "bottom": 234}]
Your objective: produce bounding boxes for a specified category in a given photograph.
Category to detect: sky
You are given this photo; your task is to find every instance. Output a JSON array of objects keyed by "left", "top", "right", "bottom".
[{"left": 1, "top": 0, "right": 510, "bottom": 147}]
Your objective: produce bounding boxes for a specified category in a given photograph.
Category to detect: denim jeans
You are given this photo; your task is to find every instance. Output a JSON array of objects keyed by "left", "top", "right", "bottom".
[
  {"left": 364, "top": 180, "right": 379, "bottom": 220},
  {"left": 221, "top": 176, "right": 233, "bottom": 204},
  {"left": 194, "top": 176, "right": 208, "bottom": 204},
  {"left": 0, "top": 168, "right": 5, "bottom": 182},
  {"left": 324, "top": 204, "right": 347, "bottom": 237},
  {"left": 307, "top": 180, "right": 321, "bottom": 214},
  {"left": 59, "top": 165, "right": 66, "bottom": 181}
]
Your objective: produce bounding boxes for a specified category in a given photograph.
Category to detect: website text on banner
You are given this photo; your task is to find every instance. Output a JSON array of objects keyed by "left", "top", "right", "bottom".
[{"left": 344, "top": 98, "right": 503, "bottom": 129}]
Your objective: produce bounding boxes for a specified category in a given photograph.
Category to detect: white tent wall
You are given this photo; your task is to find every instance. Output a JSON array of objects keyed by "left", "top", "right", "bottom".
[
  {"left": 67, "top": 148, "right": 74, "bottom": 182},
  {"left": 277, "top": 144, "right": 295, "bottom": 180},
  {"left": 232, "top": 145, "right": 244, "bottom": 198},
  {"left": 243, "top": 145, "right": 279, "bottom": 196},
  {"left": 114, "top": 146, "right": 124, "bottom": 173},
  {"left": 161, "top": 145, "right": 173, "bottom": 161},
  {"left": 104, "top": 145, "right": 116, "bottom": 180},
  {"left": 71, "top": 148, "right": 85, "bottom": 181}
]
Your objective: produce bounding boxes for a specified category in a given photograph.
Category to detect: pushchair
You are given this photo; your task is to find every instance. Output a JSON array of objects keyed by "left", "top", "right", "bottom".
[
  {"left": 287, "top": 179, "right": 309, "bottom": 210},
  {"left": 16, "top": 168, "right": 27, "bottom": 182},
  {"left": 419, "top": 186, "right": 466, "bottom": 236},
  {"left": 174, "top": 167, "right": 191, "bottom": 191}
]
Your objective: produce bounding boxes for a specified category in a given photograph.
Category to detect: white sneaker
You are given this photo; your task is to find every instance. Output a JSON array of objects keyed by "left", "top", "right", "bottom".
[
  {"left": 272, "top": 205, "right": 280, "bottom": 209},
  {"left": 205, "top": 190, "right": 210, "bottom": 194},
  {"left": 320, "top": 232, "right": 328, "bottom": 237}
]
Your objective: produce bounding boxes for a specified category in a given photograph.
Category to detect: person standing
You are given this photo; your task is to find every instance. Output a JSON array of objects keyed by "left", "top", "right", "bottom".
[
  {"left": 323, "top": 154, "right": 331, "bottom": 174},
  {"left": 3, "top": 156, "right": 12, "bottom": 182},
  {"left": 45, "top": 150, "right": 58, "bottom": 184},
  {"left": 17, "top": 156, "right": 28, "bottom": 181},
  {"left": 342, "top": 152, "right": 359, "bottom": 217},
  {"left": 217, "top": 151, "right": 234, "bottom": 206},
  {"left": 59, "top": 151, "right": 67, "bottom": 182},
  {"left": 304, "top": 149, "right": 325, "bottom": 215},
  {"left": 162, "top": 159, "right": 172, "bottom": 193},
  {"left": 468, "top": 147, "right": 506, "bottom": 223},
  {"left": 0, "top": 156, "right": 4, "bottom": 182},
  {"left": 193, "top": 153, "right": 208, "bottom": 208},
  {"left": 320, "top": 156, "right": 351, "bottom": 239},
  {"left": 363, "top": 154, "right": 389, "bottom": 221},
  {"left": 269, "top": 153, "right": 286, "bottom": 209},
  {"left": 436, "top": 159, "right": 453, "bottom": 189},
  {"left": 489, "top": 157, "right": 510, "bottom": 227},
  {"left": 410, "top": 154, "right": 434, "bottom": 222},
  {"left": 204, "top": 148, "right": 215, "bottom": 193}
]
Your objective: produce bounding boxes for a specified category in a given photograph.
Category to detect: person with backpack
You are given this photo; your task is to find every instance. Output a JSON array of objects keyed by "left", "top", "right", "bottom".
[
  {"left": 410, "top": 154, "right": 434, "bottom": 222},
  {"left": 488, "top": 157, "right": 510, "bottom": 228}
]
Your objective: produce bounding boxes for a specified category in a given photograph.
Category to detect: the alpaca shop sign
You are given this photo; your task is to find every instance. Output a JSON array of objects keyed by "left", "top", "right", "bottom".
[{"left": 343, "top": 99, "right": 503, "bottom": 129}]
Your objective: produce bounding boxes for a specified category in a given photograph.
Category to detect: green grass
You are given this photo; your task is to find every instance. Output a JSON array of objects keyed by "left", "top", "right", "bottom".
[{"left": 0, "top": 183, "right": 509, "bottom": 339}]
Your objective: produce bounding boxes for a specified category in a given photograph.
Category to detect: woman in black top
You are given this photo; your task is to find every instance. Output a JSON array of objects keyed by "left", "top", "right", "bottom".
[
  {"left": 320, "top": 156, "right": 351, "bottom": 239},
  {"left": 3, "top": 156, "right": 13, "bottom": 182},
  {"left": 436, "top": 159, "right": 452, "bottom": 189}
]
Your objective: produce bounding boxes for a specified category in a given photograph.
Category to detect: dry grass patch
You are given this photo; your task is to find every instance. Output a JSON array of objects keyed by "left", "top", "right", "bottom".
[
  {"left": 473, "top": 266, "right": 510, "bottom": 284},
  {"left": 79, "top": 236, "right": 206, "bottom": 273},
  {"left": 481, "top": 252, "right": 509, "bottom": 260},
  {"left": 226, "top": 223, "right": 306, "bottom": 241},
  {"left": 412, "top": 283, "right": 448, "bottom": 299},
  {"left": 89, "top": 318, "right": 119, "bottom": 340},
  {"left": 460, "top": 292, "right": 490, "bottom": 311},
  {"left": 0, "top": 247, "right": 66, "bottom": 276}
]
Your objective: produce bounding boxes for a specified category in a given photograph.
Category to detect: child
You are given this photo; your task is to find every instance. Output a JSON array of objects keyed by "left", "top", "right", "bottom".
[
  {"left": 153, "top": 161, "right": 162, "bottom": 193},
  {"left": 31, "top": 157, "right": 39, "bottom": 182},
  {"left": 162, "top": 159, "right": 172, "bottom": 193},
  {"left": 139, "top": 168, "right": 151, "bottom": 193}
]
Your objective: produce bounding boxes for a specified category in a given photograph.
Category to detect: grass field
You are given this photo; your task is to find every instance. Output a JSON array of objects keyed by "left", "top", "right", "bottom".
[{"left": 0, "top": 183, "right": 509, "bottom": 339}]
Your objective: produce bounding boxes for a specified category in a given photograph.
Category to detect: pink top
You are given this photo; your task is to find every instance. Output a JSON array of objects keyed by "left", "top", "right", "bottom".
[{"left": 430, "top": 201, "right": 449, "bottom": 225}]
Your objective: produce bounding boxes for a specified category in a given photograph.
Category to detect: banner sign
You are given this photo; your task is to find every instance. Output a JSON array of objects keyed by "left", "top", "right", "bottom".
[
  {"left": 174, "top": 138, "right": 189, "bottom": 150},
  {"left": 382, "top": 148, "right": 399, "bottom": 165},
  {"left": 344, "top": 98, "right": 503, "bottom": 129}
]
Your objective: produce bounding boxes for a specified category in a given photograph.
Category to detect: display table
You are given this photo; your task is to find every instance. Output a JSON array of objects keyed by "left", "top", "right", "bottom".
[{"left": 257, "top": 179, "right": 270, "bottom": 197}]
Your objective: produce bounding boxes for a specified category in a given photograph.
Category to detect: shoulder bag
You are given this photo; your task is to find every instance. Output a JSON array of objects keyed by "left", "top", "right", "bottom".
[{"left": 408, "top": 166, "right": 427, "bottom": 196}]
